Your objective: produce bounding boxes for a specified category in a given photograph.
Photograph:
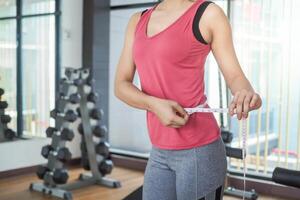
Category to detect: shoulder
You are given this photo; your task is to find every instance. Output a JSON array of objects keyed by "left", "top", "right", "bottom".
[
  {"left": 202, "top": 3, "right": 228, "bottom": 26},
  {"left": 126, "top": 9, "right": 148, "bottom": 32},
  {"left": 128, "top": 11, "right": 143, "bottom": 27}
]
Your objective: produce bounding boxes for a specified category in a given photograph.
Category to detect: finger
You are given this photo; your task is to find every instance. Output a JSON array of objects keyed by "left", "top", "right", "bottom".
[
  {"left": 236, "top": 92, "right": 246, "bottom": 120},
  {"left": 169, "top": 124, "right": 181, "bottom": 128},
  {"left": 171, "top": 115, "right": 186, "bottom": 126},
  {"left": 243, "top": 92, "right": 252, "bottom": 118},
  {"left": 229, "top": 101, "right": 236, "bottom": 116},
  {"left": 250, "top": 93, "right": 258, "bottom": 109},
  {"left": 229, "top": 92, "right": 240, "bottom": 115},
  {"left": 183, "top": 113, "right": 189, "bottom": 122},
  {"left": 172, "top": 102, "right": 188, "bottom": 118}
]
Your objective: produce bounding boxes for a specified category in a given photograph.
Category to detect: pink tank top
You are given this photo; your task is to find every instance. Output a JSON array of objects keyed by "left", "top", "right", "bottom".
[{"left": 133, "top": 0, "right": 220, "bottom": 149}]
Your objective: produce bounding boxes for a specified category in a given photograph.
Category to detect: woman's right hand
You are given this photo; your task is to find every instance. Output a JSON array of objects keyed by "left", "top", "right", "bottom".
[{"left": 149, "top": 97, "right": 189, "bottom": 128}]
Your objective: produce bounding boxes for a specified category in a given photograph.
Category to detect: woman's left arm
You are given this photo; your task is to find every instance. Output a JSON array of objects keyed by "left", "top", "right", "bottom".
[{"left": 199, "top": 3, "right": 262, "bottom": 120}]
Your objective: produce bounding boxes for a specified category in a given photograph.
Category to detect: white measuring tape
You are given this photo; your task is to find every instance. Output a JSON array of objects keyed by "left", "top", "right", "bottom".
[{"left": 184, "top": 102, "right": 247, "bottom": 200}]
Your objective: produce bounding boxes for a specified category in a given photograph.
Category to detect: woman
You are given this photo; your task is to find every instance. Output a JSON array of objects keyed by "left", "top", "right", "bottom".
[{"left": 114, "top": 0, "right": 262, "bottom": 199}]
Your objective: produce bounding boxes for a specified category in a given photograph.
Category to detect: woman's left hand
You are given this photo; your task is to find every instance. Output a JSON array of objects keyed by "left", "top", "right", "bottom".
[{"left": 229, "top": 89, "right": 262, "bottom": 120}]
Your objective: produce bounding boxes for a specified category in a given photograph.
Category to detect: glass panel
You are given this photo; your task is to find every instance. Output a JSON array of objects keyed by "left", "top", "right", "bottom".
[
  {"left": 0, "top": 0, "right": 16, "bottom": 17},
  {"left": 23, "top": 0, "right": 55, "bottom": 15},
  {"left": 0, "top": 19, "right": 17, "bottom": 131},
  {"left": 109, "top": 7, "right": 151, "bottom": 154},
  {"left": 229, "top": 0, "right": 300, "bottom": 174},
  {"left": 22, "top": 16, "right": 56, "bottom": 137}
]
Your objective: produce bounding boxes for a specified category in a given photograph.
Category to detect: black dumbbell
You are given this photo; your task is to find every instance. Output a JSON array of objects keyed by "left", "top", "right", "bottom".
[
  {"left": 41, "top": 145, "right": 53, "bottom": 159},
  {"left": 0, "top": 101, "right": 8, "bottom": 109},
  {"left": 80, "top": 69, "right": 90, "bottom": 79},
  {"left": 78, "top": 123, "right": 84, "bottom": 134},
  {"left": 78, "top": 123, "right": 106, "bottom": 138},
  {"left": 61, "top": 128, "right": 74, "bottom": 141},
  {"left": 55, "top": 94, "right": 80, "bottom": 113},
  {"left": 65, "top": 68, "right": 79, "bottom": 80},
  {"left": 4, "top": 129, "right": 15, "bottom": 140},
  {"left": 0, "top": 115, "right": 11, "bottom": 124},
  {"left": 46, "top": 127, "right": 74, "bottom": 141},
  {"left": 0, "top": 88, "right": 4, "bottom": 96},
  {"left": 50, "top": 109, "right": 77, "bottom": 122},
  {"left": 36, "top": 165, "right": 50, "bottom": 179},
  {"left": 53, "top": 168, "right": 69, "bottom": 184},
  {"left": 90, "top": 108, "right": 104, "bottom": 120},
  {"left": 59, "top": 79, "right": 82, "bottom": 96},
  {"left": 99, "top": 160, "right": 114, "bottom": 175},
  {"left": 87, "top": 92, "right": 98, "bottom": 103},
  {"left": 57, "top": 147, "right": 72, "bottom": 162},
  {"left": 93, "top": 125, "right": 107, "bottom": 138},
  {"left": 60, "top": 77, "right": 83, "bottom": 86},
  {"left": 60, "top": 93, "right": 80, "bottom": 104},
  {"left": 95, "top": 141, "right": 110, "bottom": 158},
  {"left": 76, "top": 108, "right": 103, "bottom": 120},
  {"left": 46, "top": 127, "right": 57, "bottom": 138}
]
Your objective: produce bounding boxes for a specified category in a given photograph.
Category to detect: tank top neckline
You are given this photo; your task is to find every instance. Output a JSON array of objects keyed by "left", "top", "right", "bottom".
[{"left": 144, "top": 0, "right": 203, "bottom": 40}]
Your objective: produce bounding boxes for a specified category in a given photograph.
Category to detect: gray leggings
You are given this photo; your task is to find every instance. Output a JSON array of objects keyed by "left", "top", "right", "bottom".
[{"left": 143, "top": 137, "right": 227, "bottom": 200}]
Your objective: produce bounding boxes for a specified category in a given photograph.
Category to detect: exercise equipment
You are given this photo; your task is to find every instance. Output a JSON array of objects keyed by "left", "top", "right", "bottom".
[
  {"left": 87, "top": 92, "right": 98, "bottom": 103},
  {"left": 53, "top": 169, "right": 69, "bottom": 184},
  {"left": 4, "top": 129, "right": 15, "bottom": 140},
  {"left": 56, "top": 94, "right": 81, "bottom": 112},
  {"left": 41, "top": 145, "right": 53, "bottom": 159},
  {"left": 30, "top": 68, "right": 120, "bottom": 200},
  {"left": 36, "top": 165, "right": 50, "bottom": 179},
  {"left": 78, "top": 123, "right": 107, "bottom": 138},
  {"left": 0, "top": 88, "right": 4, "bottom": 97},
  {"left": 272, "top": 167, "right": 300, "bottom": 189},
  {"left": 50, "top": 109, "right": 77, "bottom": 122},
  {"left": 0, "top": 115, "right": 11, "bottom": 124},
  {"left": 46, "top": 127, "right": 74, "bottom": 141},
  {"left": 90, "top": 108, "right": 104, "bottom": 120},
  {"left": 221, "top": 131, "right": 257, "bottom": 200},
  {"left": 0, "top": 101, "right": 8, "bottom": 109},
  {"left": 60, "top": 128, "right": 75, "bottom": 141},
  {"left": 0, "top": 88, "right": 16, "bottom": 141},
  {"left": 95, "top": 141, "right": 110, "bottom": 158},
  {"left": 80, "top": 137, "right": 110, "bottom": 159},
  {"left": 76, "top": 108, "right": 104, "bottom": 120}
]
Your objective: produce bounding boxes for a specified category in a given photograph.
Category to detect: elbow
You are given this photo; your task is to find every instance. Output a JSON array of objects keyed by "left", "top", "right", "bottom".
[
  {"left": 114, "top": 82, "right": 121, "bottom": 100},
  {"left": 114, "top": 80, "right": 126, "bottom": 100}
]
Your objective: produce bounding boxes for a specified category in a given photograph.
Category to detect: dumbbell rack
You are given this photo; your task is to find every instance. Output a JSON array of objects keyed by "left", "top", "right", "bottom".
[
  {"left": 30, "top": 68, "right": 120, "bottom": 200},
  {"left": 76, "top": 68, "right": 120, "bottom": 188},
  {"left": 0, "top": 88, "right": 16, "bottom": 142}
]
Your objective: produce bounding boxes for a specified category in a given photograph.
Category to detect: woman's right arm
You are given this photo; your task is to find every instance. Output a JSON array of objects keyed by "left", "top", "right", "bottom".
[
  {"left": 114, "top": 12, "right": 188, "bottom": 128},
  {"left": 114, "top": 12, "right": 155, "bottom": 112}
]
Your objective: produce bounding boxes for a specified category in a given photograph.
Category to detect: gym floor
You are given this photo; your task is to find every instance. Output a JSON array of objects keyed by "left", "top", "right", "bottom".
[{"left": 0, "top": 166, "right": 289, "bottom": 200}]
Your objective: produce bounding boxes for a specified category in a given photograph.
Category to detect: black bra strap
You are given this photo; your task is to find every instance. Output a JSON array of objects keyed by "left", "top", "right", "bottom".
[
  {"left": 192, "top": 1, "right": 214, "bottom": 45},
  {"left": 141, "top": 9, "right": 148, "bottom": 16}
]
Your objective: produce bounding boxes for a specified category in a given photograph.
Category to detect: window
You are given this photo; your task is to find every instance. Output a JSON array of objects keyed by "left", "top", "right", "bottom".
[
  {"left": 0, "top": 0, "right": 60, "bottom": 137},
  {"left": 229, "top": 0, "right": 300, "bottom": 175},
  {"left": 0, "top": 19, "right": 17, "bottom": 131}
]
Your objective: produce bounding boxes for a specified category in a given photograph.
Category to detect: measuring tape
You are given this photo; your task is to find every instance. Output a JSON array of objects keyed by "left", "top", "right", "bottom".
[{"left": 184, "top": 102, "right": 247, "bottom": 200}]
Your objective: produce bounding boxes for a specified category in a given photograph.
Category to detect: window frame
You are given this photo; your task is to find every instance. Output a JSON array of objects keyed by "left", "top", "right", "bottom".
[{"left": 0, "top": 0, "right": 61, "bottom": 137}]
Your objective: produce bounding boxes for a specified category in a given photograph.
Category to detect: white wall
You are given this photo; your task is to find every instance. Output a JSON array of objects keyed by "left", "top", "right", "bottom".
[{"left": 0, "top": 0, "right": 83, "bottom": 172}]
